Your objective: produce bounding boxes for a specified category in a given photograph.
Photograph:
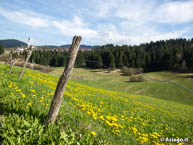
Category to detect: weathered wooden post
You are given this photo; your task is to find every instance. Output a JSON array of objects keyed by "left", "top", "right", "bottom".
[
  {"left": 18, "top": 50, "right": 32, "bottom": 80},
  {"left": 9, "top": 53, "right": 18, "bottom": 74},
  {"left": 9, "top": 58, "right": 17, "bottom": 73},
  {"left": 9, "top": 53, "right": 12, "bottom": 69},
  {"left": 46, "top": 36, "right": 82, "bottom": 124}
]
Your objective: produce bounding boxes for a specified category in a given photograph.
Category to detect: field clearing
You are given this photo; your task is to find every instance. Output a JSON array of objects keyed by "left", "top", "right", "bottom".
[
  {"left": 0, "top": 64, "right": 193, "bottom": 144},
  {"left": 49, "top": 67, "right": 193, "bottom": 106}
]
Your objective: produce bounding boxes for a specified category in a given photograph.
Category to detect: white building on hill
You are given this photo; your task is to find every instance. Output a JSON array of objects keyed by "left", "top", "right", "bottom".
[{"left": 15, "top": 47, "right": 24, "bottom": 53}]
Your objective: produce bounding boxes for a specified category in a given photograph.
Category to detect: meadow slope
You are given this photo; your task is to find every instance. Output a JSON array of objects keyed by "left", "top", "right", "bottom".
[
  {"left": 0, "top": 64, "right": 193, "bottom": 145},
  {"left": 49, "top": 67, "right": 193, "bottom": 106}
]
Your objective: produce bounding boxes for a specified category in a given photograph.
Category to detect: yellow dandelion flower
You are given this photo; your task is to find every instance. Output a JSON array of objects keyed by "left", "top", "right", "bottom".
[
  {"left": 99, "top": 115, "right": 105, "bottom": 121},
  {"left": 27, "top": 102, "right": 32, "bottom": 107},
  {"left": 112, "top": 130, "right": 120, "bottom": 135},
  {"left": 90, "top": 131, "right": 97, "bottom": 136},
  {"left": 21, "top": 94, "right": 26, "bottom": 98},
  {"left": 132, "top": 127, "right": 138, "bottom": 134},
  {"left": 87, "top": 111, "right": 91, "bottom": 115}
]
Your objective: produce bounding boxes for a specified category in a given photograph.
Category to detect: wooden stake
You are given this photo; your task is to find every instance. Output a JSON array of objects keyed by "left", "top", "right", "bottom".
[
  {"left": 9, "top": 59, "right": 17, "bottom": 73},
  {"left": 46, "top": 36, "right": 82, "bottom": 124},
  {"left": 18, "top": 50, "right": 32, "bottom": 80}
]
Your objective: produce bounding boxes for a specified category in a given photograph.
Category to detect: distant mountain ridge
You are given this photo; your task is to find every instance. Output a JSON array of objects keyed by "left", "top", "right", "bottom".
[
  {"left": 0, "top": 39, "right": 98, "bottom": 49},
  {"left": 0, "top": 39, "right": 27, "bottom": 48}
]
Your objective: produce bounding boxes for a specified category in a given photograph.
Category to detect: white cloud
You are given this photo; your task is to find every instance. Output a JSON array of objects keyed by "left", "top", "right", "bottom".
[
  {"left": 52, "top": 16, "right": 98, "bottom": 39},
  {"left": 95, "top": 0, "right": 117, "bottom": 17},
  {"left": 115, "top": 0, "right": 156, "bottom": 24},
  {"left": 153, "top": 1, "right": 193, "bottom": 24},
  {"left": 0, "top": 8, "right": 48, "bottom": 28},
  {"left": 0, "top": 8, "right": 49, "bottom": 28},
  {"left": 94, "top": 0, "right": 193, "bottom": 25},
  {"left": 93, "top": 23, "right": 188, "bottom": 45}
]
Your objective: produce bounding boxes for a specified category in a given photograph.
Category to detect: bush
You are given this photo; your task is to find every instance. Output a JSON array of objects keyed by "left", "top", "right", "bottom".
[
  {"left": 130, "top": 75, "right": 146, "bottom": 82},
  {"left": 16, "top": 62, "right": 53, "bottom": 73},
  {"left": 121, "top": 67, "right": 143, "bottom": 76}
]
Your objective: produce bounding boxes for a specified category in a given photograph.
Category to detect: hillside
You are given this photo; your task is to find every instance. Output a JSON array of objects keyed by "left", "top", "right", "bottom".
[
  {"left": 0, "top": 64, "right": 192, "bottom": 144},
  {"left": 49, "top": 68, "right": 193, "bottom": 106},
  {"left": 0, "top": 39, "right": 27, "bottom": 48}
]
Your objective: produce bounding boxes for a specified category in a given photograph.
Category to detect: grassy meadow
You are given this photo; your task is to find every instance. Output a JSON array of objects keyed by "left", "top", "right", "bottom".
[
  {"left": 50, "top": 67, "right": 193, "bottom": 106},
  {"left": 0, "top": 64, "right": 193, "bottom": 145}
]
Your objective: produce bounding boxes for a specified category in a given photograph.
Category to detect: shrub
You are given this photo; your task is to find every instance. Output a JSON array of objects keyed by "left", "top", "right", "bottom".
[
  {"left": 130, "top": 75, "right": 145, "bottom": 82},
  {"left": 121, "top": 67, "right": 143, "bottom": 76},
  {"left": 31, "top": 64, "right": 53, "bottom": 73},
  {"left": 16, "top": 62, "right": 53, "bottom": 73}
]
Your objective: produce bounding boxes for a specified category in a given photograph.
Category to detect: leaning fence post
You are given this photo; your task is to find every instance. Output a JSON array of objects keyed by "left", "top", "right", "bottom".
[
  {"left": 9, "top": 53, "right": 12, "bottom": 69},
  {"left": 46, "top": 36, "right": 82, "bottom": 124},
  {"left": 18, "top": 50, "right": 32, "bottom": 80},
  {"left": 9, "top": 59, "right": 17, "bottom": 73}
]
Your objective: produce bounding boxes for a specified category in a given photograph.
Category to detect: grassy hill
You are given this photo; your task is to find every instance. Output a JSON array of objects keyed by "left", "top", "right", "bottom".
[
  {"left": 49, "top": 67, "right": 193, "bottom": 106},
  {"left": 0, "top": 64, "right": 193, "bottom": 144}
]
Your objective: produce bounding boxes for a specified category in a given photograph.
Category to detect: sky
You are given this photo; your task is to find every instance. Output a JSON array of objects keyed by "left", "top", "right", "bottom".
[{"left": 0, "top": 0, "right": 193, "bottom": 45}]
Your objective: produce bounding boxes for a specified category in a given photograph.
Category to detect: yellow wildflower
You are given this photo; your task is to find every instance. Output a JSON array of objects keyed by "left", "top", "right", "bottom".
[
  {"left": 112, "top": 130, "right": 120, "bottom": 135},
  {"left": 30, "top": 89, "right": 35, "bottom": 92},
  {"left": 27, "top": 102, "right": 32, "bottom": 107},
  {"left": 131, "top": 127, "right": 138, "bottom": 134},
  {"left": 90, "top": 131, "right": 97, "bottom": 136},
  {"left": 99, "top": 115, "right": 105, "bottom": 121}
]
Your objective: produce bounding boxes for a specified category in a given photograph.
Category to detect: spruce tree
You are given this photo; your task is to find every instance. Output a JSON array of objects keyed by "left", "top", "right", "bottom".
[{"left": 0, "top": 45, "right": 5, "bottom": 54}]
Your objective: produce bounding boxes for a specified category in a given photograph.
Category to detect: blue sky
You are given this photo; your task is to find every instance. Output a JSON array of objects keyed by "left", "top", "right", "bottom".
[{"left": 0, "top": 0, "right": 193, "bottom": 45}]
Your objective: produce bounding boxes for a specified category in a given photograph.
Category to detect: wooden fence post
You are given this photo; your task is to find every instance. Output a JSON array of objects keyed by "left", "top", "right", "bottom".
[
  {"left": 18, "top": 50, "right": 32, "bottom": 80},
  {"left": 46, "top": 36, "right": 82, "bottom": 124},
  {"left": 9, "top": 59, "right": 17, "bottom": 73},
  {"left": 9, "top": 53, "right": 12, "bottom": 69}
]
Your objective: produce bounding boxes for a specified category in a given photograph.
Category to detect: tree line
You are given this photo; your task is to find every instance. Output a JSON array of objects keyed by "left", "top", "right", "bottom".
[
  {"left": 28, "top": 50, "right": 85, "bottom": 67},
  {"left": 18, "top": 38, "right": 193, "bottom": 72}
]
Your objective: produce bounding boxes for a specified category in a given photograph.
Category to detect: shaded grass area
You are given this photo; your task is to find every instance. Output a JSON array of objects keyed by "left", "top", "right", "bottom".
[{"left": 48, "top": 67, "right": 193, "bottom": 106}]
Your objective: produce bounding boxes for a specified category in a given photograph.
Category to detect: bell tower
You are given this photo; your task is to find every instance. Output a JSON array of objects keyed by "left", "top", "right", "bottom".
[{"left": 27, "top": 37, "right": 31, "bottom": 49}]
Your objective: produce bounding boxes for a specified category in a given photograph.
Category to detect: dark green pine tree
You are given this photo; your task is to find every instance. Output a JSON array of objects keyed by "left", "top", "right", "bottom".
[
  {"left": 0, "top": 45, "right": 4, "bottom": 54},
  {"left": 109, "top": 52, "right": 115, "bottom": 69},
  {"left": 75, "top": 52, "right": 85, "bottom": 67},
  {"left": 118, "top": 51, "right": 124, "bottom": 67},
  {"left": 96, "top": 54, "right": 103, "bottom": 68}
]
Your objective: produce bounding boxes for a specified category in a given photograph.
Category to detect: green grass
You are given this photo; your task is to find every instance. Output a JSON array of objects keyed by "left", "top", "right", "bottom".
[
  {"left": 48, "top": 67, "right": 193, "bottom": 106},
  {"left": 0, "top": 64, "right": 193, "bottom": 145}
]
